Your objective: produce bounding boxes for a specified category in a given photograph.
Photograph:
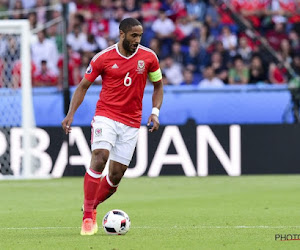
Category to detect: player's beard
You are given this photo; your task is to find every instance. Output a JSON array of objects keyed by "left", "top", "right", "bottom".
[{"left": 123, "top": 37, "right": 137, "bottom": 54}]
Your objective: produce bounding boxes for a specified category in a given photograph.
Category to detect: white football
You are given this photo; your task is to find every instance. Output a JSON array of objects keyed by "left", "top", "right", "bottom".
[{"left": 102, "top": 209, "right": 131, "bottom": 235}]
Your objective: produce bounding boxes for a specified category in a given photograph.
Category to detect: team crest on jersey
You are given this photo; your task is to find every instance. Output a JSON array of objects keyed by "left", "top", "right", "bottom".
[
  {"left": 136, "top": 60, "right": 145, "bottom": 74},
  {"left": 86, "top": 64, "right": 92, "bottom": 74},
  {"left": 95, "top": 128, "right": 102, "bottom": 137}
]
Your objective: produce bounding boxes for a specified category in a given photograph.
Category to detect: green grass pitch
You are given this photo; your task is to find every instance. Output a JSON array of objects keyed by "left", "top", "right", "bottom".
[{"left": 0, "top": 175, "right": 300, "bottom": 250}]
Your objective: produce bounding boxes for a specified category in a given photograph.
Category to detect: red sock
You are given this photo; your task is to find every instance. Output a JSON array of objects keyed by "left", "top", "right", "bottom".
[
  {"left": 83, "top": 168, "right": 102, "bottom": 220},
  {"left": 94, "top": 175, "right": 118, "bottom": 209}
]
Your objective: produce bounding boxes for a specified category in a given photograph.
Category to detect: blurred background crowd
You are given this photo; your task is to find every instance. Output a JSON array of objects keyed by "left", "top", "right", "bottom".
[{"left": 0, "top": 0, "right": 300, "bottom": 88}]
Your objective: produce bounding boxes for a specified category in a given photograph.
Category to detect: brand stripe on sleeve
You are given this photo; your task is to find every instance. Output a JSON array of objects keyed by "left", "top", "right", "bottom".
[
  {"left": 92, "top": 45, "right": 116, "bottom": 62},
  {"left": 139, "top": 45, "right": 159, "bottom": 61}
]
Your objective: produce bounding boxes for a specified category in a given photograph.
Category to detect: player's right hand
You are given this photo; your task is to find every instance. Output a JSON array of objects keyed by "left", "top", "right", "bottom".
[
  {"left": 147, "top": 114, "right": 160, "bottom": 132},
  {"left": 61, "top": 115, "right": 73, "bottom": 134}
]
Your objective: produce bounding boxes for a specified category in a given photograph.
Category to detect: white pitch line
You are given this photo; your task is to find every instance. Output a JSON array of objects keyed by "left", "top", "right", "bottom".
[{"left": 1, "top": 225, "right": 300, "bottom": 230}]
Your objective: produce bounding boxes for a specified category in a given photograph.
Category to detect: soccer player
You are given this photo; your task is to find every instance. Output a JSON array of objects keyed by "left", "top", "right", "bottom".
[{"left": 61, "top": 18, "right": 163, "bottom": 236}]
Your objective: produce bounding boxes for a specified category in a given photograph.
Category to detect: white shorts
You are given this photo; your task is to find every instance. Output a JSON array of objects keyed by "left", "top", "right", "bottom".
[{"left": 91, "top": 116, "right": 139, "bottom": 166}]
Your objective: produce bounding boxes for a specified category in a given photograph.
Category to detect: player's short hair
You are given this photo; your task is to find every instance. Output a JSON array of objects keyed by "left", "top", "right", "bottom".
[{"left": 119, "top": 18, "right": 142, "bottom": 33}]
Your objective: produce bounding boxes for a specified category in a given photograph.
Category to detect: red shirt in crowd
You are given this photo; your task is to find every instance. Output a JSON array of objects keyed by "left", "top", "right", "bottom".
[{"left": 58, "top": 52, "right": 81, "bottom": 86}]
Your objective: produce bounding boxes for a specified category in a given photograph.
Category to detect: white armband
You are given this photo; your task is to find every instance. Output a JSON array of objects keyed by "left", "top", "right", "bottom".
[{"left": 152, "top": 107, "right": 160, "bottom": 117}]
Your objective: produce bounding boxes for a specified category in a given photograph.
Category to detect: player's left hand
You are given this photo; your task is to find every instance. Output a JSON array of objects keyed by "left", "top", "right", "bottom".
[{"left": 147, "top": 114, "right": 160, "bottom": 132}]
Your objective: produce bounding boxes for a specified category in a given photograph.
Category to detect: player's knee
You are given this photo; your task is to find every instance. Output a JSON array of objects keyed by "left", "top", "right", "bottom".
[{"left": 91, "top": 150, "right": 109, "bottom": 172}]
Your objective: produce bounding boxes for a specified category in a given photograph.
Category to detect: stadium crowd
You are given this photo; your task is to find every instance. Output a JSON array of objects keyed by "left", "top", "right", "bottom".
[{"left": 0, "top": 0, "right": 300, "bottom": 87}]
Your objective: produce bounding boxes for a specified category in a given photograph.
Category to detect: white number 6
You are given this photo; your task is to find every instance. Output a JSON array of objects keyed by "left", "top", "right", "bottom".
[{"left": 124, "top": 72, "right": 132, "bottom": 86}]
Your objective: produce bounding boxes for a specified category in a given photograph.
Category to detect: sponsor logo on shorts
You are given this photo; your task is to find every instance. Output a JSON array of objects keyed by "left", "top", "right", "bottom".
[{"left": 95, "top": 128, "right": 102, "bottom": 136}]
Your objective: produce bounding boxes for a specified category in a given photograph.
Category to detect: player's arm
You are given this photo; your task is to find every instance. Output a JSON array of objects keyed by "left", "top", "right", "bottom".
[
  {"left": 147, "top": 68, "right": 164, "bottom": 132},
  {"left": 61, "top": 77, "right": 93, "bottom": 134}
]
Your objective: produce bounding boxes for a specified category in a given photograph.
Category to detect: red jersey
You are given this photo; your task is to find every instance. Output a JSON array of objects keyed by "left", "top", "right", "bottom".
[
  {"left": 231, "top": 0, "right": 266, "bottom": 27},
  {"left": 278, "top": 0, "right": 300, "bottom": 23},
  {"left": 84, "top": 44, "right": 161, "bottom": 128}
]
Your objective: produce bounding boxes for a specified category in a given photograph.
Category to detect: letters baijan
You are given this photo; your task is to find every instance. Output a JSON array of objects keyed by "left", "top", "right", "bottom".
[{"left": 0, "top": 125, "right": 241, "bottom": 178}]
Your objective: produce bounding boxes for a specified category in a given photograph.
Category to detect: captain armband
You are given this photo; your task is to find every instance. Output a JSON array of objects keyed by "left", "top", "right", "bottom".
[{"left": 148, "top": 68, "right": 162, "bottom": 82}]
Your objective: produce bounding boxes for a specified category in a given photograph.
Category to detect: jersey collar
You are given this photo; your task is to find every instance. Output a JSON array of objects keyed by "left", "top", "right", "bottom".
[{"left": 115, "top": 43, "right": 139, "bottom": 59}]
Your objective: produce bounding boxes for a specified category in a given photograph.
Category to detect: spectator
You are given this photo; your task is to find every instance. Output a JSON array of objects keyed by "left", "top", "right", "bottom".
[
  {"left": 183, "top": 38, "right": 202, "bottom": 73},
  {"left": 199, "top": 23, "right": 215, "bottom": 50},
  {"left": 266, "top": 0, "right": 300, "bottom": 28},
  {"left": 72, "top": 13, "right": 86, "bottom": 32},
  {"left": 199, "top": 65, "right": 224, "bottom": 87},
  {"left": 231, "top": 0, "right": 266, "bottom": 29},
  {"left": 33, "top": 60, "right": 58, "bottom": 87},
  {"left": 228, "top": 55, "right": 250, "bottom": 84},
  {"left": 47, "top": 24, "right": 63, "bottom": 54},
  {"left": 28, "top": 11, "right": 37, "bottom": 30},
  {"left": 54, "top": 0, "right": 78, "bottom": 33},
  {"left": 113, "top": 0, "right": 123, "bottom": 8},
  {"left": 76, "top": 0, "right": 100, "bottom": 22},
  {"left": 57, "top": 45, "right": 81, "bottom": 87},
  {"left": 2, "top": 35, "right": 20, "bottom": 83},
  {"left": 10, "top": 0, "right": 24, "bottom": 19},
  {"left": 88, "top": 11, "right": 109, "bottom": 40},
  {"left": 291, "top": 54, "right": 300, "bottom": 75},
  {"left": 11, "top": 60, "right": 36, "bottom": 88},
  {"left": 99, "top": 0, "right": 114, "bottom": 20},
  {"left": 214, "top": 0, "right": 235, "bottom": 28},
  {"left": 0, "top": 0, "right": 8, "bottom": 19},
  {"left": 67, "top": 25, "right": 87, "bottom": 52},
  {"left": 79, "top": 51, "right": 91, "bottom": 78},
  {"left": 249, "top": 55, "right": 268, "bottom": 84},
  {"left": 162, "top": 73, "right": 171, "bottom": 85},
  {"left": 152, "top": 9, "right": 175, "bottom": 58},
  {"left": 220, "top": 26, "right": 238, "bottom": 57},
  {"left": 171, "top": 41, "right": 184, "bottom": 64},
  {"left": 186, "top": 0, "right": 207, "bottom": 24},
  {"left": 265, "top": 0, "right": 288, "bottom": 25},
  {"left": 209, "top": 51, "right": 228, "bottom": 83},
  {"left": 81, "top": 49, "right": 102, "bottom": 87},
  {"left": 81, "top": 34, "right": 99, "bottom": 53},
  {"left": 141, "top": 0, "right": 162, "bottom": 28},
  {"left": 161, "top": 56, "right": 183, "bottom": 85},
  {"left": 31, "top": 30, "right": 59, "bottom": 76},
  {"left": 237, "top": 36, "right": 253, "bottom": 64},
  {"left": 288, "top": 29, "right": 300, "bottom": 54},
  {"left": 21, "top": 0, "right": 35, "bottom": 9},
  {"left": 106, "top": 38, "right": 116, "bottom": 47},
  {"left": 162, "top": 0, "right": 186, "bottom": 22},
  {"left": 268, "top": 62, "right": 288, "bottom": 84},
  {"left": 124, "top": 0, "right": 141, "bottom": 20},
  {"left": 266, "top": 22, "right": 289, "bottom": 50},
  {"left": 174, "top": 16, "right": 195, "bottom": 44},
  {"left": 211, "top": 40, "right": 231, "bottom": 68},
  {"left": 278, "top": 38, "right": 293, "bottom": 64},
  {"left": 205, "top": 0, "right": 221, "bottom": 37},
  {"left": 108, "top": 7, "right": 125, "bottom": 41},
  {"left": 49, "top": 5, "right": 63, "bottom": 34},
  {"left": 35, "top": 0, "right": 47, "bottom": 27},
  {"left": 149, "top": 37, "right": 161, "bottom": 59},
  {"left": 181, "top": 68, "right": 198, "bottom": 85},
  {"left": 291, "top": 0, "right": 300, "bottom": 33}
]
